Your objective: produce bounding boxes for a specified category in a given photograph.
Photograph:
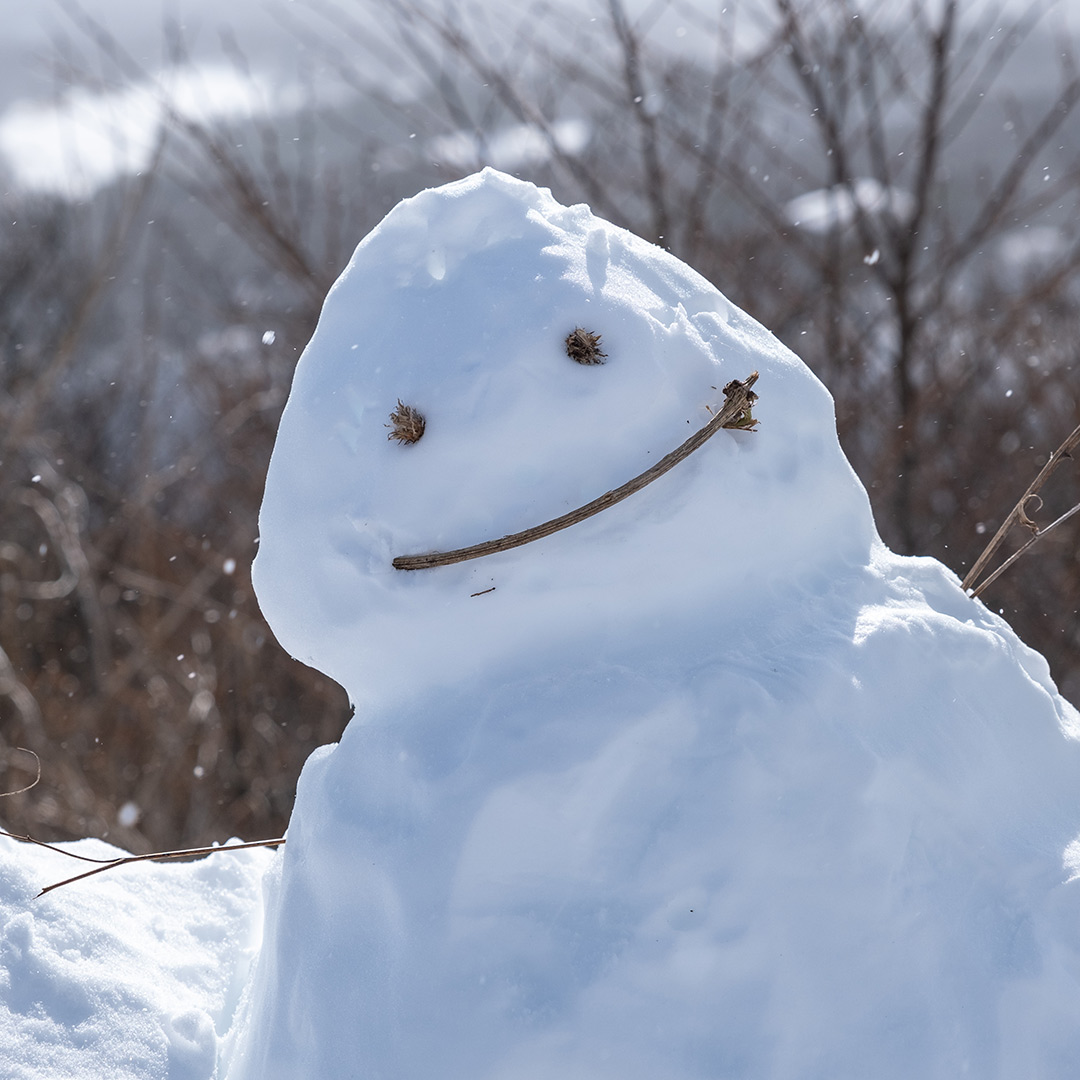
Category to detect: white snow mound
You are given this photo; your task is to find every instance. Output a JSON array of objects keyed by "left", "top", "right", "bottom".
[
  {"left": 0, "top": 836, "right": 271, "bottom": 1080},
  {"left": 233, "top": 169, "right": 1080, "bottom": 1080}
]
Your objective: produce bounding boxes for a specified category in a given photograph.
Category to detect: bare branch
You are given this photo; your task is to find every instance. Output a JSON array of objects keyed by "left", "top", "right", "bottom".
[{"left": 0, "top": 829, "right": 285, "bottom": 896}]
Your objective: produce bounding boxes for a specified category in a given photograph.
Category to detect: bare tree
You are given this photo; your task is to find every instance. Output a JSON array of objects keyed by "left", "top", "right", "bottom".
[{"left": 3, "top": 0, "right": 1079, "bottom": 847}]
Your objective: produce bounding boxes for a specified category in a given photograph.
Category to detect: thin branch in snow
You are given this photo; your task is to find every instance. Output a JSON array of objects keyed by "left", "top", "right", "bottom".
[{"left": 0, "top": 828, "right": 285, "bottom": 897}]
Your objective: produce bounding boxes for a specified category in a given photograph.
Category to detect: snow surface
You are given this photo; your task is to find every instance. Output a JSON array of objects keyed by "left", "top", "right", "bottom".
[
  {"left": 3, "top": 167, "right": 1080, "bottom": 1079},
  {"left": 0, "top": 836, "right": 271, "bottom": 1080},
  {"left": 235, "top": 169, "right": 1080, "bottom": 1079}
]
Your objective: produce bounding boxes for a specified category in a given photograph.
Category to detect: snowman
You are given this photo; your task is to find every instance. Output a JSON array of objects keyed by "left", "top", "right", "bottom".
[{"left": 227, "top": 169, "right": 1080, "bottom": 1079}]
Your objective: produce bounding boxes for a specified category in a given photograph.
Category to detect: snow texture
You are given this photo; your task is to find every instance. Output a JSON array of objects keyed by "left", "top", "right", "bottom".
[
  {"left": 0, "top": 836, "right": 271, "bottom": 1080},
  {"left": 232, "top": 169, "right": 1080, "bottom": 1079},
  {"left": 3, "top": 168, "right": 1080, "bottom": 1080}
]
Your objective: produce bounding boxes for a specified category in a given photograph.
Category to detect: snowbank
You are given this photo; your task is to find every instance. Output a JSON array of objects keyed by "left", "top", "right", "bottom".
[
  {"left": 0, "top": 835, "right": 270, "bottom": 1080},
  {"left": 228, "top": 169, "right": 1080, "bottom": 1079}
]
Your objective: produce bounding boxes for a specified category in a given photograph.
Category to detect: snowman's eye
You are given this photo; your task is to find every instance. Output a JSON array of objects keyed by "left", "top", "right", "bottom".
[
  {"left": 387, "top": 400, "right": 426, "bottom": 444},
  {"left": 565, "top": 328, "right": 606, "bottom": 365}
]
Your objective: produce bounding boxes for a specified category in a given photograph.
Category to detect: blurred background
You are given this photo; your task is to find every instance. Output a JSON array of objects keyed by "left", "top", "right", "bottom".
[{"left": 1, "top": 0, "right": 1078, "bottom": 850}]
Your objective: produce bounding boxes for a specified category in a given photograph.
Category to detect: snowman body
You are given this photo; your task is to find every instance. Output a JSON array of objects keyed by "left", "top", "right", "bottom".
[{"left": 229, "top": 170, "right": 1080, "bottom": 1080}]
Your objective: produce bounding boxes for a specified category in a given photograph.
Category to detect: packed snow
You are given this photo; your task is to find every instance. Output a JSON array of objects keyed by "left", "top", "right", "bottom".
[
  {"left": 3, "top": 167, "right": 1080, "bottom": 1079},
  {"left": 0, "top": 837, "right": 270, "bottom": 1080}
]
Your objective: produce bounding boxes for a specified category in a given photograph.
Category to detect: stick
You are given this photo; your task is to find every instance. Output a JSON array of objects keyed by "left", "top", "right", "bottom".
[
  {"left": 393, "top": 372, "right": 759, "bottom": 570},
  {"left": 0, "top": 828, "right": 285, "bottom": 897}
]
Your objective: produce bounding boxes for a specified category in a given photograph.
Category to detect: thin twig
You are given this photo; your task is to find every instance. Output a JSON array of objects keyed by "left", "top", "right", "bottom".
[
  {"left": 962, "top": 420, "right": 1080, "bottom": 595},
  {"left": 393, "top": 373, "right": 758, "bottom": 570},
  {"left": 0, "top": 829, "right": 286, "bottom": 897},
  {"left": 0, "top": 750, "right": 41, "bottom": 798},
  {"left": 0, "top": 828, "right": 131, "bottom": 865}
]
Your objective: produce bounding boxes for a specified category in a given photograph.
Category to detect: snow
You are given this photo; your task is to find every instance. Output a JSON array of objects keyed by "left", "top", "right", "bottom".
[
  {"left": 3, "top": 167, "right": 1080, "bottom": 1078},
  {"left": 249, "top": 168, "right": 871, "bottom": 709},
  {"left": 0, "top": 836, "right": 271, "bottom": 1080},
  {"left": 236, "top": 169, "right": 1080, "bottom": 1078}
]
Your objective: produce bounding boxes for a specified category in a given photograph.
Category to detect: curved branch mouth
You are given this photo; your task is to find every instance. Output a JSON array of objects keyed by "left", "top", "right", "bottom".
[{"left": 392, "top": 372, "right": 758, "bottom": 571}]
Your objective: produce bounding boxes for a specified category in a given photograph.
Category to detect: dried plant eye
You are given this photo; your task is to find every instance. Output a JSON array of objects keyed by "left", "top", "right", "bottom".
[
  {"left": 387, "top": 400, "right": 426, "bottom": 444},
  {"left": 565, "top": 327, "right": 607, "bottom": 365}
]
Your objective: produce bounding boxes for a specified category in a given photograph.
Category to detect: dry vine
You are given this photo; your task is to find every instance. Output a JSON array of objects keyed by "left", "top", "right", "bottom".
[
  {"left": 0, "top": 749, "right": 41, "bottom": 799},
  {"left": 962, "top": 420, "right": 1080, "bottom": 599}
]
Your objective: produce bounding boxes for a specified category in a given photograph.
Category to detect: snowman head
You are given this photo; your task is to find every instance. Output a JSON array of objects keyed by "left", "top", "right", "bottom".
[{"left": 252, "top": 169, "right": 874, "bottom": 706}]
